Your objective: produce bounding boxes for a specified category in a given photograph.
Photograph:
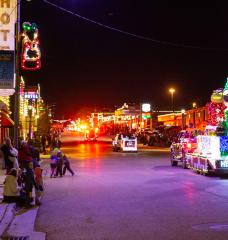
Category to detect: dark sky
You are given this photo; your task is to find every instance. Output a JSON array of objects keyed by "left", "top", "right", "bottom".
[{"left": 21, "top": 1, "right": 228, "bottom": 118}]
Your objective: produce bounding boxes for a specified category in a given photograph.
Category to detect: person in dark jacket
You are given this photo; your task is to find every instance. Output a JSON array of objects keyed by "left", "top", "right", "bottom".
[
  {"left": 55, "top": 151, "right": 63, "bottom": 177},
  {"left": 18, "top": 141, "right": 33, "bottom": 169},
  {"left": 23, "top": 161, "right": 37, "bottom": 207},
  {"left": 1, "top": 137, "right": 16, "bottom": 173},
  {"left": 62, "top": 154, "right": 74, "bottom": 176},
  {"left": 28, "top": 140, "right": 40, "bottom": 168},
  {"left": 50, "top": 154, "right": 57, "bottom": 178}
]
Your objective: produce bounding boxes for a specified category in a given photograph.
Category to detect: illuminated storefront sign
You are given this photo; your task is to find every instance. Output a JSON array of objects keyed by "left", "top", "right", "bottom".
[
  {"left": 142, "top": 103, "right": 151, "bottom": 113},
  {"left": 0, "top": 0, "right": 17, "bottom": 50},
  {"left": 24, "top": 92, "right": 39, "bottom": 99},
  {"left": 142, "top": 113, "right": 151, "bottom": 119}
]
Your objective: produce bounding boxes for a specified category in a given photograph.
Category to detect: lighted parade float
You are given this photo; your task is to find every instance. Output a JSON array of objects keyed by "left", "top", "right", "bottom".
[{"left": 170, "top": 79, "right": 228, "bottom": 176}]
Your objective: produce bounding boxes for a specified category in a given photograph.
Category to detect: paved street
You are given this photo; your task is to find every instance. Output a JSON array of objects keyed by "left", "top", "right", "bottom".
[{"left": 35, "top": 133, "right": 228, "bottom": 240}]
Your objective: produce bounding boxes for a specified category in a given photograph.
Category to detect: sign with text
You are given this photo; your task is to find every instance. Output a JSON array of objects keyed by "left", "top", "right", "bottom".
[
  {"left": 0, "top": 50, "right": 14, "bottom": 88},
  {"left": 24, "top": 92, "right": 39, "bottom": 99},
  {"left": 0, "top": 0, "right": 17, "bottom": 50}
]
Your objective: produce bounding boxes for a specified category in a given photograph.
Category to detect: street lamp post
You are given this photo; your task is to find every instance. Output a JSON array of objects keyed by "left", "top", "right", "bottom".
[
  {"left": 192, "top": 102, "right": 197, "bottom": 109},
  {"left": 169, "top": 88, "right": 175, "bottom": 112}
]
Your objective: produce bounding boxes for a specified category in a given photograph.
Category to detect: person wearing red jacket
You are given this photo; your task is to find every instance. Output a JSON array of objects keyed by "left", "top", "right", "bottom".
[{"left": 18, "top": 141, "right": 33, "bottom": 169}]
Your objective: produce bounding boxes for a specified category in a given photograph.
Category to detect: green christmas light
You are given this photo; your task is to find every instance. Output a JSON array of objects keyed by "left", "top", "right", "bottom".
[{"left": 224, "top": 77, "right": 228, "bottom": 91}]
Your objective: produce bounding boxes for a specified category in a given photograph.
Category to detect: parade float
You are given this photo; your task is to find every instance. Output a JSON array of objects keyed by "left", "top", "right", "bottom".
[
  {"left": 112, "top": 133, "right": 137, "bottom": 152},
  {"left": 171, "top": 79, "right": 228, "bottom": 176}
]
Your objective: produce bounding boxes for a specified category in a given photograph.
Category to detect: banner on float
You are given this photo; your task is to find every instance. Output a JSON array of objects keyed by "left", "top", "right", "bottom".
[
  {"left": 0, "top": 0, "right": 17, "bottom": 51},
  {"left": 0, "top": 51, "right": 15, "bottom": 89}
]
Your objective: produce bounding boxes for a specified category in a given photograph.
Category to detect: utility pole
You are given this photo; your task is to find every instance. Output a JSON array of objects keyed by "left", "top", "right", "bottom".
[{"left": 14, "top": 0, "right": 21, "bottom": 148}]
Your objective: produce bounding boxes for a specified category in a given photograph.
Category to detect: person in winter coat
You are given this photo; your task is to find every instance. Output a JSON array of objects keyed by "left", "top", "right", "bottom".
[
  {"left": 23, "top": 161, "right": 37, "bottom": 207},
  {"left": 55, "top": 151, "right": 63, "bottom": 177},
  {"left": 2, "top": 168, "right": 26, "bottom": 208},
  {"left": 62, "top": 154, "right": 74, "bottom": 176},
  {"left": 50, "top": 154, "right": 57, "bottom": 178},
  {"left": 28, "top": 140, "right": 40, "bottom": 168},
  {"left": 34, "top": 165, "right": 44, "bottom": 205},
  {"left": 3, "top": 168, "right": 21, "bottom": 203},
  {"left": 1, "top": 137, "right": 16, "bottom": 173},
  {"left": 18, "top": 141, "right": 33, "bottom": 169}
]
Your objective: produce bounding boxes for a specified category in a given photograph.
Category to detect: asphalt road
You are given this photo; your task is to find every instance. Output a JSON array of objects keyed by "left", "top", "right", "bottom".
[{"left": 35, "top": 133, "right": 228, "bottom": 240}]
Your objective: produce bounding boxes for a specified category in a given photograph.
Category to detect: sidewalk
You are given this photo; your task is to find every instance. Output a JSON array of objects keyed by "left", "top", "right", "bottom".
[{"left": 0, "top": 162, "right": 46, "bottom": 240}]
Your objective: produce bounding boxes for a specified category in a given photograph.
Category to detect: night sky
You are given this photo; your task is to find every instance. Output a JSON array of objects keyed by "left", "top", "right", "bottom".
[{"left": 21, "top": 1, "right": 228, "bottom": 118}]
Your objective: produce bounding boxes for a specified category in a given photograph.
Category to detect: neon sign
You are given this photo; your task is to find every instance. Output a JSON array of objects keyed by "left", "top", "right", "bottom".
[{"left": 0, "top": 0, "right": 17, "bottom": 50}]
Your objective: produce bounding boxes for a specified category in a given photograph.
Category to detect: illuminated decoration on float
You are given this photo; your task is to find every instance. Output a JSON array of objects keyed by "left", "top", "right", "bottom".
[
  {"left": 211, "top": 88, "right": 223, "bottom": 103},
  {"left": 207, "top": 89, "right": 225, "bottom": 126},
  {"left": 220, "top": 136, "right": 228, "bottom": 156},
  {"left": 21, "top": 22, "right": 41, "bottom": 70}
]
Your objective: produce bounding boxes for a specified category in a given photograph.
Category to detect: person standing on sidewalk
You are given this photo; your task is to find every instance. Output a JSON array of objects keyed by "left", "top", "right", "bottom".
[
  {"left": 18, "top": 141, "right": 33, "bottom": 169},
  {"left": 23, "top": 161, "right": 37, "bottom": 207},
  {"left": 28, "top": 139, "right": 40, "bottom": 168},
  {"left": 2, "top": 168, "right": 25, "bottom": 207},
  {"left": 62, "top": 154, "right": 74, "bottom": 176},
  {"left": 1, "top": 137, "right": 16, "bottom": 173},
  {"left": 34, "top": 164, "right": 44, "bottom": 205}
]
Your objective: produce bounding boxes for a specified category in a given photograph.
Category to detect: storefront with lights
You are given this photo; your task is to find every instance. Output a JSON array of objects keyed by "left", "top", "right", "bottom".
[
  {"left": 19, "top": 78, "right": 42, "bottom": 140},
  {"left": 158, "top": 106, "right": 208, "bottom": 130}
]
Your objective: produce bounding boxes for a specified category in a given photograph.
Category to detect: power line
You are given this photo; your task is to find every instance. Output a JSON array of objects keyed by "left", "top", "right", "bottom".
[{"left": 42, "top": 0, "right": 228, "bottom": 52}]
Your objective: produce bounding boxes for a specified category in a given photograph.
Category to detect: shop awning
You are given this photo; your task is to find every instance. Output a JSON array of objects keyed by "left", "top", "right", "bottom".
[{"left": 0, "top": 111, "right": 14, "bottom": 127}]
